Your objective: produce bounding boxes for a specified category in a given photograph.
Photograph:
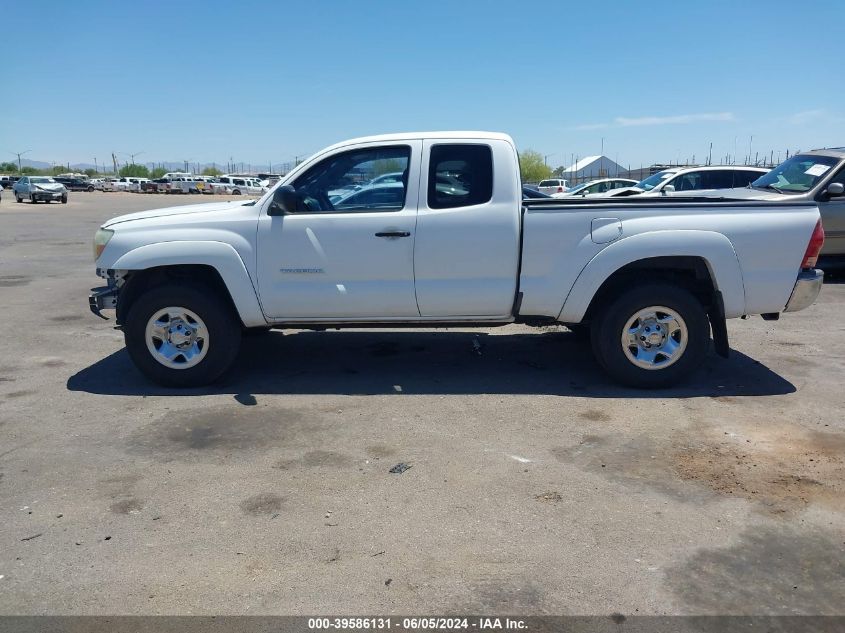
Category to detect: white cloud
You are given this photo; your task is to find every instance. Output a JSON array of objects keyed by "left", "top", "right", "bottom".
[
  {"left": 784, "top": 109, "right": 832, "bottom": 125},
  {"left": 570, "top": 112, "right": 734, "bottom": 131},
  {"left": 615, "top": 112, "right": 734, "bottom": 126}
]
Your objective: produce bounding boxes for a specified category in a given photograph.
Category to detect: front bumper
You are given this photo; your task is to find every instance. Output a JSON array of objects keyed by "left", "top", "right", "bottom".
[
  {"left": 89, "top": 284, "right": 119, "bottom": 319},
  {"left": 32, "top": 190, "right": 64, "bottom": 201},
  {"left": 784, "top": 268, "right": 824, "bottom": 312}
]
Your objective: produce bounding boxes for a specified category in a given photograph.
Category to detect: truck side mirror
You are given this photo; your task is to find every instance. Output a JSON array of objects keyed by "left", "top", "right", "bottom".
[
  {"left": 268, "top": 185, "right": 298, "bottom": 216},
  {"left": 662, "top": 184, "right": 675, "bottom": 194},
  {"left": 824, "top": 182, "right": 844, "bottom": 198}
]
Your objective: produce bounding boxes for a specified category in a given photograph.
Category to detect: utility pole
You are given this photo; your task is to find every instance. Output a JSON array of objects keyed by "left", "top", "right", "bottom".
[
  {"left": 12, "top": 150, "right": 31, "bottom": 173},
  {"left": 543, "top": 153, "right": 556, "bottom": 167},
  {"left": 123, "top": 150, "right": 144, "bottom": 164},
  {"left": 748, "top": 135, "right": 753, "bottom": 166},
  {"left": 112, "top": 153, "right": 118, "bottom": 175},
  {"left": 708, "top": 142, "right": 713, "bottom": 166},
  {"left": 94, "top": 157, "right": 98, "bottom": 174}
]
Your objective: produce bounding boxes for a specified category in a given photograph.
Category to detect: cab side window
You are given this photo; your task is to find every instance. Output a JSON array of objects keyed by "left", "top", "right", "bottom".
[
  {"left": 293, "top": 145, "right": 411, "bottom": 213},
  {"left": 428, "top": 144, "right": 493, "bottom": 209},
  {"left": 671, "top": 173, "right": 702, "bottom": 191}
]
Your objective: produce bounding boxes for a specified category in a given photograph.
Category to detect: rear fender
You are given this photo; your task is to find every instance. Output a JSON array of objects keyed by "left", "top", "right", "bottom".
[{"left": 558, "top": 230, "right": 746, "bottom": 323}]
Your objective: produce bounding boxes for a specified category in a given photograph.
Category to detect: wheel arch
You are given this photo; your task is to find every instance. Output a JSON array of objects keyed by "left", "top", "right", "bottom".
[
  {"left": 111, "top": 241, "right": 267, "bottom": 327},
  {"left": 559, "top": 230, "right": 746, "bottom": 324}
]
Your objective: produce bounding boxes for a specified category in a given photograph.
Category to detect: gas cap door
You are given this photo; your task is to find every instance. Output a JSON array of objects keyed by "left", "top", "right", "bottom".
[{"left": 591, "top": 217, "right": 623, "bottom": 244}]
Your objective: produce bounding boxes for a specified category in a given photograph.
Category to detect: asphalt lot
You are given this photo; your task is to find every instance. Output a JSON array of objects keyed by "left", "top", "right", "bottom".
[{"left": 0, "top": 191, "right": 843, "bottom": 615}]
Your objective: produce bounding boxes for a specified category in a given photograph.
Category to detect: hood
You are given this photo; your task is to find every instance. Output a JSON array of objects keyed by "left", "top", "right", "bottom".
[
  {"left": 35, "top": 183, "right": 65, "bottom": 192},
  {"left": 595, "top": 186, "right": 644, "bottom": 197},
  {"left": 103, "top": 199, "right": 254, "bottom": 227},
  {"left": 668, "top": 186, "right": 788, "bottom": 201}
]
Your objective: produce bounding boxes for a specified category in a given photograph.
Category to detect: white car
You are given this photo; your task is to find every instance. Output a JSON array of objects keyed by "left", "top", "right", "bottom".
[
  {"left": 214, "top": 176, "right": 267, "bottom": 196},
  {"left": 537, "top": 178, "right": 569, "bottom": 195},
  {"left": 13, "top": 176, "right": 68, "bottom": 203},
  {"left": 561, "top": 178, "right": 638, "bottom": 197},
  {"left": 89, "top": 131, "right": 823, "bottom": 390},
  {"left": 604, "top": 166, "right": 768, "bottom": 197}
]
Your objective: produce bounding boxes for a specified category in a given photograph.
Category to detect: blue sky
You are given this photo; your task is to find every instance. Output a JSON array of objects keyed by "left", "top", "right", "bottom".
[{"left": 2, "top": 0, "right": 842, "bottom": 171}]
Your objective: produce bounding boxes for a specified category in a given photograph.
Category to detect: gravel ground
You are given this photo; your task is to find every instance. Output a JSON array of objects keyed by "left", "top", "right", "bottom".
[{"left": 0, "top": 192, "right": 843, "bottom": 615}]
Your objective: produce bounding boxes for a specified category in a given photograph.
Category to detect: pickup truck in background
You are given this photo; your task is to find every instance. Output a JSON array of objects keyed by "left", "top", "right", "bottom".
[{"left": 89, "top": 131, "right": 825, "bottom": 389}]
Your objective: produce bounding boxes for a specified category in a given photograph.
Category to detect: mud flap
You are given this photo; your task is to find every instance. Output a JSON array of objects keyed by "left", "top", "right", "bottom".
[{"left": 708, "top": 290, "right": 730, "bottom": 358}]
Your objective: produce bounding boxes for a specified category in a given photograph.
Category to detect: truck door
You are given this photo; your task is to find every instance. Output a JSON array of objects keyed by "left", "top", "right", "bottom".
[
  {"left": 256, "top": 142, "right": 422, "bottom": 319},
  {"left": 413, "top": 140, "right": 521, "bottom": 317}
]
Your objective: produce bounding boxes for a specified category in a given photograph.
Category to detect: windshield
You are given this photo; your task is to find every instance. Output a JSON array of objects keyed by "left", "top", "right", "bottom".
[
  {"left": 634, "top": 171, "right": 674, "bottom": 191},
  {"left": 538, "top": 180, "right": 560, "bottom": 187},
  {"left": 31, "top": 177, "right": 56, "bottom": 184},
  {"left": 751, "top": 154, "right": 840, "bottom": 193}
]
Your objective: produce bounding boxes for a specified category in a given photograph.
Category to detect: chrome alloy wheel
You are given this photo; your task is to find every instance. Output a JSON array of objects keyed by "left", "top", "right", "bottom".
[
  {"left": 145, "top": 307, "right": 209, "bottom": 369},
  {"left": 621, "top": 305, "right": 688, "bottom": 370}
]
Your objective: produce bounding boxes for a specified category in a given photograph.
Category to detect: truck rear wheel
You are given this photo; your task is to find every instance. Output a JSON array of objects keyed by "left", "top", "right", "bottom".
[
  {"left": 124, "top": 283, "right": 242, "bottom": 387},
  {"left": 590, "top": 283, "right": 709, "bottom": 388}
]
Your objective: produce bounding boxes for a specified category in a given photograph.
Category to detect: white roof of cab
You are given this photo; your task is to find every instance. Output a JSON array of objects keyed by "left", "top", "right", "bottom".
[{"left": 319, "top": 131, "right": 514, "bottom": 154}]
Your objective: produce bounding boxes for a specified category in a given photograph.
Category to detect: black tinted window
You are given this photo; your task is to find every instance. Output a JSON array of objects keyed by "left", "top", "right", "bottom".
[
  {"left": 702, "top": 170, "right": 735, "bottom": 189},
  {"left": 428, "top": 144, "right": 493, "bottom": 209}
]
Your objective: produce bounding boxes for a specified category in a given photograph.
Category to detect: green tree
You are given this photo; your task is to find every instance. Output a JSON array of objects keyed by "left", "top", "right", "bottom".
[
  {"left": 0, "top": 161, "right": 18, "bottom": 173},
  {"left": 150, "top": 167, "right": 168, "bottom": 179},
  {"left": 119, "top": 164, "right": 151, "bottom": 178},
  {"left": 201, "top": 166, "right": 222, "bottom": 176},
  {"left": 84, "top": 168, "right": 97, "bottom": 177},
  {"left": 371, "top": 158, "right": 403, "bottom": 177},
  {"left": 519, "top": 150, "right": 552, "bottom": 183},
  {"left": 20, "top": 166, "right": 40, "bottom": 175}
]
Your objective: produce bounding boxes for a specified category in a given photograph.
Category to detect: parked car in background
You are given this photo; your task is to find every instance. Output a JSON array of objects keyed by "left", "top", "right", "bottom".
[
  {"left": 13, "top": 176, "right": 68, "bottom": 203},
  {"left": 1, "top": 175, "right": 21, "bottom": 189},
  {"left": 369, "top": 172, "right": 404, "bottom": 186},
  {"left": 605, "top": 166, "right": 768, "bottom": 197},
  {"left": 215, "top": 176, "right": 267, "bottom": 195},
  {"left": 562, "top": 178, "right": 638, "bottom": 197},
  {"left": 674, "top": 149, "right": 845, "bottom": 264},
  {"left": 53, "top": 176, "right": 95, "bottom": 192},
  {"left": 88, "top": 178, "right": 106, "bottom": 190},
  {"left": 522, "top": 185, "right": 552, "bottom": 198},
  {"left": 537, "top": 178, "right": 569, "bottom": 195},
  {"left": 101, "top": 178, "right": 121, "bottom": 192}
]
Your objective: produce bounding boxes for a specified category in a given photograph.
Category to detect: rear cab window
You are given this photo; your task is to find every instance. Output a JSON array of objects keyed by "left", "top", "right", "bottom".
[{"left": 427, "top": 144, "right": 493, "bottom": 209}]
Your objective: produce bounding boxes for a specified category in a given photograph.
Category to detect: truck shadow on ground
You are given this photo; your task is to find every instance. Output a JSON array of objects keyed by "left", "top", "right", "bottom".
[{"left": 67, "top": 330, "right": 795, "bottom": 398}]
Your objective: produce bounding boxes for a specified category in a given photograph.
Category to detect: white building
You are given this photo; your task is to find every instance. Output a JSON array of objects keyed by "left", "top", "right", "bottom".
[{"left": 560, "top": 155, "right": 627, "bottom": 182}]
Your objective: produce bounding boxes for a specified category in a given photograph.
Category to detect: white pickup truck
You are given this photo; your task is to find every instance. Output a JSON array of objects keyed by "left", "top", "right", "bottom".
[{"left": 89, "top": 131, "right": 825, "bottom": 389}]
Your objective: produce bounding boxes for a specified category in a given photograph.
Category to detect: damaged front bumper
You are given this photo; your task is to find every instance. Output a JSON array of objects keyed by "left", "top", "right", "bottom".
[{"left": 89, "top": 276, "right": 120, "bottom": 319}]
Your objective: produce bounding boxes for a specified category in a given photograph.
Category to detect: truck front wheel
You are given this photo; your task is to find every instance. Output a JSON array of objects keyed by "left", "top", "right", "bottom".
[
  {"left": 590, "top": 283, "right": 709, "bottom": 388},
  {"left": 124, "top": 283, "right": 242, "bottom": 387}
]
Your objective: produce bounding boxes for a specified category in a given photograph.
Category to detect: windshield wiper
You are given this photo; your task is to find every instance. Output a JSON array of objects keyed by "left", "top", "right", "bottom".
[{"left": 753, "top": 184, "right": 786, "bottom": 194}]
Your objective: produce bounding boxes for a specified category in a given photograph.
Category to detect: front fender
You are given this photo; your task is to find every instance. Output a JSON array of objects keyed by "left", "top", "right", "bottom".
[
  {"left": 558, "top": 230, "right": 746, "bottom": 323},
  {"left": 111, "top": 241, "right": 267, "bottom": 327}
]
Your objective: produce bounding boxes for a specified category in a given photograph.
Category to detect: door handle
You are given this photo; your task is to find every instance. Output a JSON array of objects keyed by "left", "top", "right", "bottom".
[{"left": 375, "top": 231, "right": 411, "bottom": 238}]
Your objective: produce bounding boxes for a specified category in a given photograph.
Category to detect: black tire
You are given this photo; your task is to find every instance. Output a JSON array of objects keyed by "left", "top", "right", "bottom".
[
  {"left": 30, "top": 195, "right": 37, "bottom": 204},
  {"left": 16, "top": 194, "right": 22, "bottom": 203},
  {"left": 590, "top": 283, "right": 709, "bottom": 388},
  {"left": 61, "top": 194, "right": 68, "bottom": 204},
  {"left": 87, "top": 185, "right": 94, "bottom": 192},
  {"left": 231, "top": 189, "right": 241, "bottom": 195},
  {"left": 124, "top": 283, "right": 242, "bottom": 388}
]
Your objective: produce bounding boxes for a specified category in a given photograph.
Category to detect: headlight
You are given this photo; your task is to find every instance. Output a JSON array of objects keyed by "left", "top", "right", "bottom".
[{"left": 93, "top": 228, "right": 114, "bottom": 260}]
